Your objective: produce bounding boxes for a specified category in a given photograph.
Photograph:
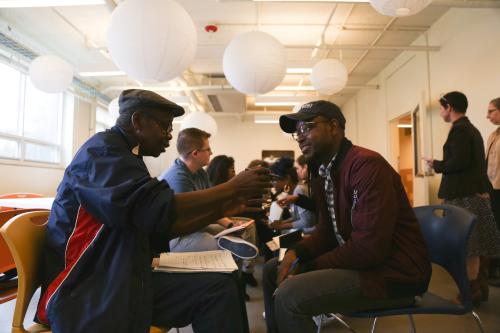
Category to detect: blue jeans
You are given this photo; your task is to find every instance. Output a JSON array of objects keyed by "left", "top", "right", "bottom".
[{"left": 262, "top": 258, "right": 414, "bottom": 333}]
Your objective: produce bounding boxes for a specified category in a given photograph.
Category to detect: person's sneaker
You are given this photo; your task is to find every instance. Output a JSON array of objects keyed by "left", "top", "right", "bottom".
[
  {"left": 242, "top": 272, "right": 258, "bottom": 287},
  {"left": 217, "top": 236, "right": 259, "bottom": 259}
]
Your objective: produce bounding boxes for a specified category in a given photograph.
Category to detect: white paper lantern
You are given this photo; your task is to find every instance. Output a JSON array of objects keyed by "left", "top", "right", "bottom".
[
  {"left": 369, "top": 0, "right": 431, "bottom": 17},
  {"left": 223, "top": 31, "right": 286, "bottom": 95},
  {"left": 29, "top": 55, "right": 73, "bottom": 93},
  {"left": 181, "top": 112, "right": 218, "bottom": 137},
  {"left": 107, "top": 0, "right": 197, "bottom": 82},
  {"left": 310, "top": 59, "right": 348, "bottom": 95}
]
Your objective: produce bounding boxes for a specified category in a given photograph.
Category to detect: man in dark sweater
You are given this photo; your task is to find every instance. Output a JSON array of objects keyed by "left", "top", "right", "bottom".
[{"left": 262, "top": 100, "right": 431, "bottom": 333}]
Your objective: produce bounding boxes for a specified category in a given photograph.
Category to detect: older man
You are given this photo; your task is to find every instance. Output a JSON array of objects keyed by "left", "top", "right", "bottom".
[
  {"left": 36, "top": 89, "right": 270, "bottom": 333},
  {"left": 263, "top": 100, "right": 431, "bottom": 333}
]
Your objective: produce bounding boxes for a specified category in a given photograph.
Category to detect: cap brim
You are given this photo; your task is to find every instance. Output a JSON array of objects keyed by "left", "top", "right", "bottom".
[
  {"left": 279, "top": 112, "right": 316, "bottom": 133},
  {"left": 172, "top": 106, "right": 185, "bottom": 117}
]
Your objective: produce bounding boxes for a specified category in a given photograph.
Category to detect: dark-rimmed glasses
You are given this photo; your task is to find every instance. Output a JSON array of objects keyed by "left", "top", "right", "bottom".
[
  {"left": 291, "top": 120, "right": 331, "bottom": 141},
  {"left": 143, "top": 112, "right": 173, "bottom": 135}
]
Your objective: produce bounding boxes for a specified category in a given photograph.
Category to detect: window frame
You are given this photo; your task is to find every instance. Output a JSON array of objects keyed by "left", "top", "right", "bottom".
[{"left": 0, "top": 61, "right": 66, "bottom": 168}]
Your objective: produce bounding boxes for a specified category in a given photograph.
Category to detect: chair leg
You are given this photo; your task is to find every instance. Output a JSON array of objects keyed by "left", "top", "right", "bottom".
[
  {"left": 407, "top": 314, "right": 416, "bottom": 333},
  {"left": 316, "top": 316, "right": 322, "bottom": 333},
  {"left": 370, "top": 317, "right": 378, "bottom": 333},
  {"left": 471, "top": 311, "right": 485, "bottom": 333},
  {"left": 330, "top": 313, "right": 356, "bottom": 333}
]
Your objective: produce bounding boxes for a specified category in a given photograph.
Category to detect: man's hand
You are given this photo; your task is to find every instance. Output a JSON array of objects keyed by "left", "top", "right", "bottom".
[
  {"left": 228, "top": 167, "right": 271, "bottom": 198},
  {"left": 221, "top": 197, "right": 264, "bottom": 217},
  {"left": 277, "top": 194, "right": 298, "bottom": 208},
  {"left": 269, "top": 220, "right": 283, "bottom": 230},
  {"left": 277, "top": 250, "right": 298, "bottom": 286}
]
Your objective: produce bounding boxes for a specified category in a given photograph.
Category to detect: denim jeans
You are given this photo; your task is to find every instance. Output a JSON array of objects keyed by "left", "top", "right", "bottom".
[{"left": 262, "top": 258, "right": 415, "bottom": 333}]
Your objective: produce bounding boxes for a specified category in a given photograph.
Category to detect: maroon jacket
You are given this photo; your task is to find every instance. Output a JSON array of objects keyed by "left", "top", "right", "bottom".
[{"left": 295, "top": 139, "right": 431, "bottom": 298}]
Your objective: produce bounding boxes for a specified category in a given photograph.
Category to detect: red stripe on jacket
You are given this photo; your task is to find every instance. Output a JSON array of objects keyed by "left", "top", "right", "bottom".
[{"left": 37, "top": 206, "right": 103, "bottom": 324}]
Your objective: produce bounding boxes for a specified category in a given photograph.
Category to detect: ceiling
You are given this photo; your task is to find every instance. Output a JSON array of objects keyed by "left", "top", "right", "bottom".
[{"left": 0, "top": 0, "right": 496, "bottom": 115}]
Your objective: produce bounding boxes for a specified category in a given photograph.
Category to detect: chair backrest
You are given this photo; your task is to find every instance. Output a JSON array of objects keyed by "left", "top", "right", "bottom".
[
  {"left": 0, "top": 209, "right": 43, "bottom": 274},
  {"left": 0, "top": 211, "right": 50, "bottom": 332},
  {"left": 414, "top": 205, "right": 476, "bottom": 310}
]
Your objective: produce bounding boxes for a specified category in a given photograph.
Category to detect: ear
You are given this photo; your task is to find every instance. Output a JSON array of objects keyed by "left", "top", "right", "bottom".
[{"left": 131, "top": 112, "right": 145, "bottom": 132}]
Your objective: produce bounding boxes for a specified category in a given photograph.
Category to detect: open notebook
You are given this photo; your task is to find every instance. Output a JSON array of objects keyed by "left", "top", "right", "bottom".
[{"left": 154, "top": 250, "right": 238, "bottom": 273}]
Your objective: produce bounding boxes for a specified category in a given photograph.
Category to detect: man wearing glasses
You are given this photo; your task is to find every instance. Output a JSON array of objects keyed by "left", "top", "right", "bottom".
[
  {"left": 262, "top": 100, "right": 431, "bottom": 333},
  {"left": 160, "top": 128, "right": 258, "bottom": 259},
  {"left": 37, "top": 89, "right": 270, "bottom": 333}
]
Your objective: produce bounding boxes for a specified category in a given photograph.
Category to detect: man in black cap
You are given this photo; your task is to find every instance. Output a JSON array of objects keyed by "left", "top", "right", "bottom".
[
  {"left": 262, "top": 100, "right": 431, "bottom": 333},
  {"left": 36, "top": 89, "right": 270, "bottom": 333}
]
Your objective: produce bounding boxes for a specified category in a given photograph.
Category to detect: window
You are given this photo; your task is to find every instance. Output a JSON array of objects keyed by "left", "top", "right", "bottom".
[
  {"left": 95, "top": 105, "right": 116, "bottom": 133},
  {"left": 0, "top": 61, "right": 65, "bottom": 165}
]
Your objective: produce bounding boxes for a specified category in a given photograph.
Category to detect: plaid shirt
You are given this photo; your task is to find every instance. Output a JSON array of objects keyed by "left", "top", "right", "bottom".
[{"left": 318, "top": 155, "right": 345, "bottom": 246}]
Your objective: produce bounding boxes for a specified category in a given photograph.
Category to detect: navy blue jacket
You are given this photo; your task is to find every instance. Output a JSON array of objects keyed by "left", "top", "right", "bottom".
[{"left": 36, "top": 126, "right": 176, "bottom": 333}]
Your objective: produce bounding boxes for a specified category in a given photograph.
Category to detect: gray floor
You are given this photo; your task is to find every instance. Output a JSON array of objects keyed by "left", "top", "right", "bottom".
[{"left": 1, "top": 262, "right": 499, "bottom": 333}]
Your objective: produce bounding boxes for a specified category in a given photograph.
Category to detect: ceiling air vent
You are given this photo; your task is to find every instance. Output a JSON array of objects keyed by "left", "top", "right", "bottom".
[{"left": 207, "top": 94, "right": 223, "bottom": 112}]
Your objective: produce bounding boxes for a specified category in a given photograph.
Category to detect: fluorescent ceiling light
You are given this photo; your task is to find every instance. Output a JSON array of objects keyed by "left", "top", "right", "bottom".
[
  {"left": 254, "top": 95, "right": 311, "bottom": 107},
  {"left": 397, "top": 124, "right": 412, "bottom": 128},
  {"left": 253, "top": 0, "right": 369, "bottom": 2},
  {"left": 79, "top": 71, "right": 126, "bottom": 77},
  {"left": 254, "top": 115, "right": 279, "bottom": 124},
  {"left": 255, "top": 102, "right": 300, "bottom": 106},
  {"left": 286, "top": 68, "right": 312, "bottom": 74},
  {"left": 0, "top": 0, "right": 105, "bottom": 7}
]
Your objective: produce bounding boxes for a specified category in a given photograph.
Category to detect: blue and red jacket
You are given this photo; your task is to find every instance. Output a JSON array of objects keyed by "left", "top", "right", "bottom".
[{"left": 36, "top": 126, "right": 175, "bottom": 333}]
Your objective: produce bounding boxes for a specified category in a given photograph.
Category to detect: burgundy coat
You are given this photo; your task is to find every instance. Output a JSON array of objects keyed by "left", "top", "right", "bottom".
[{"left": 295, "top": 139, "right": 431, "bottom": 298}]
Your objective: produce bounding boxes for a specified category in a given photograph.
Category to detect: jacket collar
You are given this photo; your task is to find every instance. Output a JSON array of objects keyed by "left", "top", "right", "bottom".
[
  {"left": 330, "top": 137, "right": 353, "bottom": 172},
  {"left": 112, "top": 126, "right": 140, "bottom": 156}
]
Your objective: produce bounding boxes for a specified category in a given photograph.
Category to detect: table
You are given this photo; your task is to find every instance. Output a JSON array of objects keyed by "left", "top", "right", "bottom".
[{"left": 0, "top": 197, "right": 54, "bottom": 210}]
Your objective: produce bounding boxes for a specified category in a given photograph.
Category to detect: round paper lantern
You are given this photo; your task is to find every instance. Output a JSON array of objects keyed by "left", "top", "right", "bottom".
[
  {"left": 310, "top": 59, "right": 348, "bottom": 95},
  {"left": 223, "top": 31, "right": 286, "bottom": 95},
  {"left": 369, "top": 0, "right": 431, "bottom": 17},
  {"left": 181, "top": 112, "right": 218, "bottom": 136},
  {"left": 107, "top": 0, "right": 197, "bottom": 82},
  {"left": 108, "top": 97, "right": 120, "bottom": 120},
  {"left": 29, "top": 55, "right": 73, "bottom": 93}
]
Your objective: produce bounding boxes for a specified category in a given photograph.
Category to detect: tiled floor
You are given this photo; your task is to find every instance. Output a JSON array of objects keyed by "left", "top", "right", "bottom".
[{"left": 1, "top": 262, "right": 499, "bottom": 333}]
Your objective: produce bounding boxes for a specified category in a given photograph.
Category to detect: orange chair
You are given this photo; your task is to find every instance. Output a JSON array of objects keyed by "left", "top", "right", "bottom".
[
  {"left": 0, "top": 193, "right": 44, "bottom": 212},
  {"left": 0, "top": 209, "right": 44, "bottom": 304},
  {"left": 0, "top": 211, "right": 172, "bottom": 333}
]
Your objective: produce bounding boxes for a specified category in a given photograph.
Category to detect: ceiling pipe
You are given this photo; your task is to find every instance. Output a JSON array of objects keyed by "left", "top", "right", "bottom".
[
  {"left": 433, "top": 0, "right": 500, "bottom": 7},
  {"left": 287, "top": 44, "right": 440, "bottom": 51},
  {"left": 102, "top": 83, "right": 379, "bottom": 94}
]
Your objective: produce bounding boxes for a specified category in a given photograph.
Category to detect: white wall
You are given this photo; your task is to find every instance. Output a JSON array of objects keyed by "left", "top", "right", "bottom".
[
  {"left": 145, "top": 115, "right": 302, "bottom": 177},
  {"left": 342, "top": 8, "right": 500, "bottom": 205}
]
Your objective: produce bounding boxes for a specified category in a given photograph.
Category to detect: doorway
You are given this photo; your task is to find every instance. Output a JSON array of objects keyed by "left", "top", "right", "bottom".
[{"left": 392, "top": 114, "right": 414, "bottom": 205}]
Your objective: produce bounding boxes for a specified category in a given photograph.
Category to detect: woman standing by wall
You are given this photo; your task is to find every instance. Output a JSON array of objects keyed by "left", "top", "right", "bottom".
[
  {"left": 485, "top": 97, "right": 500, "bottom": 286},
  {"left": 425, "top": 91, "right": 500, "bottom": 305}
]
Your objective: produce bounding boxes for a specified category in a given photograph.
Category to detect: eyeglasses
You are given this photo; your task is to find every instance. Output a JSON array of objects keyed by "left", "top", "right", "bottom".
[
  {"left": 143, "top": 112, "right": 173, "bottom": 135},
  {"left": 197, "top": 147, "right": 212, "bottom": 154},
  {"left": 291, "top": 120, "right": 331, "bottom": 141}
]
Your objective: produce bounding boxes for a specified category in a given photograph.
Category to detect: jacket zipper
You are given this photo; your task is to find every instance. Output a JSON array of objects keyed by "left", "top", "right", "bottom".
[{"left": 350, "top": 189, "right": 358, "bottom": 227}]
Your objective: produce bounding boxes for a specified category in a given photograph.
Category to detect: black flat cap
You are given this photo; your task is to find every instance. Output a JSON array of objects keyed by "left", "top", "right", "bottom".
[
  {"left": 279, "top": 100, "right": 346, "bottom": 133},
  {"left": 118, "top": 89, "right": 185, "bottom": 117}
]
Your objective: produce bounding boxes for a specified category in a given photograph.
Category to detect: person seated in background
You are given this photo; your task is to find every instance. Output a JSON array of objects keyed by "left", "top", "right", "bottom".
[
  {"left": 263, "top": 100, "right": 431, "bottom": 333},
  {"left": 207, "top": 154, "right": 259, "bottom": 294},
  {"left": 37, "top": 89, "right": 270, "bottom": 333},
  {"left": 268, "top": 156, "right": 316, "bottom": 234},
  {"left": 159, "top": 128, "right": 258, "bottom": 259}
]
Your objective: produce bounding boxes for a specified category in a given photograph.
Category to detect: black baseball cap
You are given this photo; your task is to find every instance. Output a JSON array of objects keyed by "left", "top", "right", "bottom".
[
  {"left": 279, "top": 100, "right": 346, "bottom": 133},
  {"left": 118, "top": 89, "right": 185, "bottom": 117}
]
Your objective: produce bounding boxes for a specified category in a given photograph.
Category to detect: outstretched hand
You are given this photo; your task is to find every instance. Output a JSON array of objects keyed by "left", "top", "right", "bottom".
[
  {"left": 277, "top": 195, "right": 298, "bottom": 208},
  {"left": 229, "top": 167, "right": 272, "bottom": 198}
]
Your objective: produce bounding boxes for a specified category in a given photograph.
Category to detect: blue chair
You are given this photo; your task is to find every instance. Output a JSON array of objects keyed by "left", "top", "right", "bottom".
[{"left": 317, "top": 205, "right": 485, "bottom": 333}]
